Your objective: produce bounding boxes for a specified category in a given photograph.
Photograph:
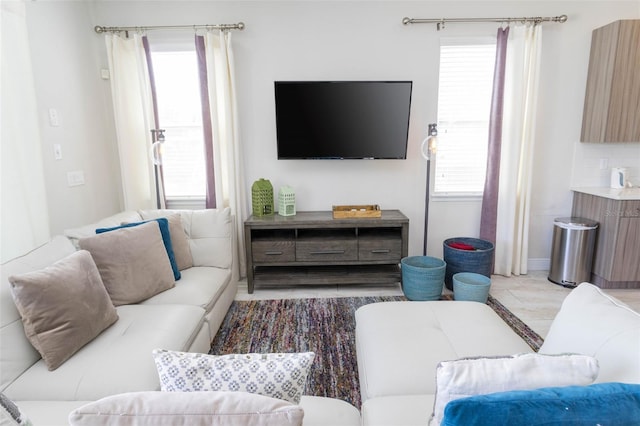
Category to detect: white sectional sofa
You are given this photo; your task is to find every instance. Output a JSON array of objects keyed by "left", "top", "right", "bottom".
[
  {"left": 355, "top": 282, "right": 640, "bottom": 425},
  {"left": 1, "top": 208, "right": 360, "bottom": 426}
]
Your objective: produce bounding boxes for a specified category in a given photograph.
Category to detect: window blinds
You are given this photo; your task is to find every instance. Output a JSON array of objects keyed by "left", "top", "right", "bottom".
[{"left": 434, "top": 41, "right": 496, "bottom": 195}]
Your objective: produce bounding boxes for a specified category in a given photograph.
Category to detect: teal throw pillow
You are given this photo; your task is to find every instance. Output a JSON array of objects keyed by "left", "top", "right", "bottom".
[
  {"left": 96, "top": 218, "right": 180, "bottom": 280},
  {"left": 442, "top": 382, "right": 640, "bottom": 426}
]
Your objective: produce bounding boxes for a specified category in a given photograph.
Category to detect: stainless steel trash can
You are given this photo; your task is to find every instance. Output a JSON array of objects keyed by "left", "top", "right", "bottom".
[{"left": 548, "top": 217, "right": 598, "bottom": 288}]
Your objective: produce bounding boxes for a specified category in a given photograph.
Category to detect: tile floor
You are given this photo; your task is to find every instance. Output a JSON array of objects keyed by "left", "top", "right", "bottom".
[{"left": 236, "top": 270, "right": 640, "bottom": 339}]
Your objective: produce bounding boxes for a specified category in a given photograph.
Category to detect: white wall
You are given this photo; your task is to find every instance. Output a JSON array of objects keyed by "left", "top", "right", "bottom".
[
  {"left": 17, "top": 1, "right": 640, "bottom": 268},
  {"left": 24, "top": 1, "right": 122, "bottom": 236}
]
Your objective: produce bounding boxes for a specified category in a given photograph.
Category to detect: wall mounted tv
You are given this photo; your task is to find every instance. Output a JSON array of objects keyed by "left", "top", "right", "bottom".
[{"left": 274, "top": 81, "right": 412, "bottom": 159}]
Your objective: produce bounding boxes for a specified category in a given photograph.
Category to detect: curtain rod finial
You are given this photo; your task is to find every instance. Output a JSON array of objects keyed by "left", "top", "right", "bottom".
[
  {"left": 237, "top": 22, "right": 245, "bottom": 30},
  {"left": 557, "top": 14, "right": 568, "bottom": 23},
  {"left": 94, "top": 25, "right": 105, "bottom": 34},
  {"left": 402, "top": 17, "right": 412, "bottom": 25}
]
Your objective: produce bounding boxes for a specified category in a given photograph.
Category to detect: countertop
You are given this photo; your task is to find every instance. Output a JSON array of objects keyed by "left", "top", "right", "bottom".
[{"left": 571, "top": 187, "right": 640, "bottom": 201}]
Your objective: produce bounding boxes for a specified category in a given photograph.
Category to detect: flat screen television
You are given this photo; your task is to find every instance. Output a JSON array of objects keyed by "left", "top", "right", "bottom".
[{"left": 274, "top": 81, "right": 412, "bottom": 159}]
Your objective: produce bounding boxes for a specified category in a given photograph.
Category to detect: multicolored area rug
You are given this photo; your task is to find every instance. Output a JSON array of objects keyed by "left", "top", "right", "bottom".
[{"left": 209, "top": 295, "right": 543, "bottom": 408}]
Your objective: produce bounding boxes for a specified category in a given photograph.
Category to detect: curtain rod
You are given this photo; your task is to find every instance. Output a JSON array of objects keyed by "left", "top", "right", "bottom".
[
  {"left": 94, "top": 22, "right": 245, "bottom": 34},
  {"left": 402, "top": 15, "right": 567, "bottom": 30}
]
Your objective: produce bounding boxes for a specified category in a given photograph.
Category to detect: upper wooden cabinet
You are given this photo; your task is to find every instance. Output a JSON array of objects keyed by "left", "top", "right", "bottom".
[{"left": 581, "top": 20, "right": 640, "bottom": 143}]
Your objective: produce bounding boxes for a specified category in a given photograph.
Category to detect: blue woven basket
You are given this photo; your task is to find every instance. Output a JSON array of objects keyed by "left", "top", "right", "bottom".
[
  {"left": 453, "top": 272, "right": 491, "bottom": 303},
  {"left": 443, "top": 237, "right": 494, "bottom": 291},
  {"left": 401, "top": 256, "right": 446, "bottom": 301}
]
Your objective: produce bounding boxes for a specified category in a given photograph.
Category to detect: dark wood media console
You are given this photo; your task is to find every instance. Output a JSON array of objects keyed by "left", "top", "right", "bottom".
[{"left": 244, "top": 210, "right": 409, "bottom": 293}]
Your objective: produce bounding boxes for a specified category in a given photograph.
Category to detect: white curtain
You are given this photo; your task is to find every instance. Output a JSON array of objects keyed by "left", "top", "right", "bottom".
[
  {"left": 203, "top": 30, "right": 247, "bottom": 279},
  {"left": 104, "top": 33, "right": 157, "bottom": 211},
  {"left": 494, "top": 24, "right": 542, "bottom": 276},
  {"left": 0, "top": 2, "right": 51, "bottom": 262}
]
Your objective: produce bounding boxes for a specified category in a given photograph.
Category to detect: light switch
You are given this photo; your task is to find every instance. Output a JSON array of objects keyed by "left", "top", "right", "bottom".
[{"left": 53, "top": 144, "right": 62, "bottom": 160}]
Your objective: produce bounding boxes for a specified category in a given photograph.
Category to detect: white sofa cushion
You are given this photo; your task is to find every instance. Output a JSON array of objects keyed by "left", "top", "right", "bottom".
[
  {"left": 8, "top": 250, "right": 118, "bottom": 370},
  {"left": 68, "top": 391, "right": 304, "bottom": 426},
  {"left": 429, "top": 353, "right": 599, "bottom": 426},
  {"left": 297, "top": 396, "right": 361, "bottom": 426},
  {"left": 141, "top": 266, "right": 229, "bottom": 314},
  {"left": 152, "top": 350, "right": 315, "bottom": 404},
  {"left": 139, "top": 208, "right": 233, "bottom": 269},
  {"left": 539, "top": 282, "right": 640, "bottom": 384},
  {"left": 64, "top": 211, "right": 143, "bottom": 248},
  {"left": 3, "top": 304, "right": 205, "bottom": 401},
  {"left": 361, "top": 395, "right": 434, "bottom": 426},
  {"left": 141, "top": 265, "right": 232, "bottom": 341},
  {"left": 1, "top": 236, "right": 77, "bottom": 392},
  {"left": 355, "top": 301, "right": 532, "bottom": 402}
]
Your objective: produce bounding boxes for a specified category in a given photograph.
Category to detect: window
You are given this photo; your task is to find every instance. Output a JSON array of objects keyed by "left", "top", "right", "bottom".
[
  {"left": 151, "top": 50, "right": 206, "bottom": 202},
  {"left": 433, "top": 39, "right": 496, "bottom": 196}
]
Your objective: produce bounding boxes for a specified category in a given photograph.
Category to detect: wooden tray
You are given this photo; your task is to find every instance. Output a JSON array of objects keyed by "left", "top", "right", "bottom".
[{"left": 332, "top": 205, "right": 382, "bottom": 219}]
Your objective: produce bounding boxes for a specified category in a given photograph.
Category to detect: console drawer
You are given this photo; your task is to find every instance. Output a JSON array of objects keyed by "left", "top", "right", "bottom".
[
  {"left": 296, "top": 240, "right": 358, "bottom": 262},
  {"left": 358, "top": 239, "right": 402, "bottom": 261},
  {"left": 252, "top": 240, "right": 295, "bottom": 263}
]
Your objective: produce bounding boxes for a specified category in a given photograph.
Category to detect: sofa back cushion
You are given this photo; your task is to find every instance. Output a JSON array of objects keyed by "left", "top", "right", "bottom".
[
  {"left": 65, "top": 209, "right": 233, "bottom": 271},
  {"left": 539, "top": 283, "right": 640, "bottom": 384},
  {"left": 64, "top": 211, "right": 143, "bottom": 249},
  {"left": 139, "top": 208, "right": 233, "bottom": 270},
  {"left": 0, "top": 236, "right": 76, "bottom": 391}
]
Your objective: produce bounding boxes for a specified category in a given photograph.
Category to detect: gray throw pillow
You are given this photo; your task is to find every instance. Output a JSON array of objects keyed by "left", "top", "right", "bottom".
[
  {"left": 165, "top": 214, "right": 193, "bottom": 270},
  {"left": 8, "top": 250, "right": 118, "bottom": 370},
  {"left": 79, "top": 221, "right": 175, "bottom": 306}
]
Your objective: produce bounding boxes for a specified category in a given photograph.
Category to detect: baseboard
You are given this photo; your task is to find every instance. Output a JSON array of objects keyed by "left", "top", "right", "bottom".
[{"left": 528, "top": 258, "right": 550, "bottom": 271}]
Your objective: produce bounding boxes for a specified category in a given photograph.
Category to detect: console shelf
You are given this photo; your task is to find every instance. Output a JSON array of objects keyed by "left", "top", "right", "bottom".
[{"left": 244, "top": 210, "right": 409, "bottom": 293}]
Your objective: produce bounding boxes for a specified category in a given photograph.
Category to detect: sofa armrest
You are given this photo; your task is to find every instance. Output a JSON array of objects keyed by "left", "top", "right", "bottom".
[{"left": 539, "top": 283, "right": 640, "bottom": 384}]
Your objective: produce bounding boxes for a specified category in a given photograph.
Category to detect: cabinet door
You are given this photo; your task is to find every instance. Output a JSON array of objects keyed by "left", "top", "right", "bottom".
[
  {"left": 610, "top": 216, "right": 640, "bottom": 281},
  {"left": 581, "top": 19, "right": 640, "bottom": 143}
]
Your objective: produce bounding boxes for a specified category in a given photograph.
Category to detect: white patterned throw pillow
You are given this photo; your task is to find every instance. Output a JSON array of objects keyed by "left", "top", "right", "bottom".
[{"left": 152, "top": 349, "right": 315, "bottom": 404}]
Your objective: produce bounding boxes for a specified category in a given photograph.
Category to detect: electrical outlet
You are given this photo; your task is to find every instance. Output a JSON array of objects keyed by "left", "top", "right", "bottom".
[
  {"left": 67, "top": 170, "right": 85, "bottom": 187},
  {"left": 599, "top": 158, "right": 609, "bottom": 170}
]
